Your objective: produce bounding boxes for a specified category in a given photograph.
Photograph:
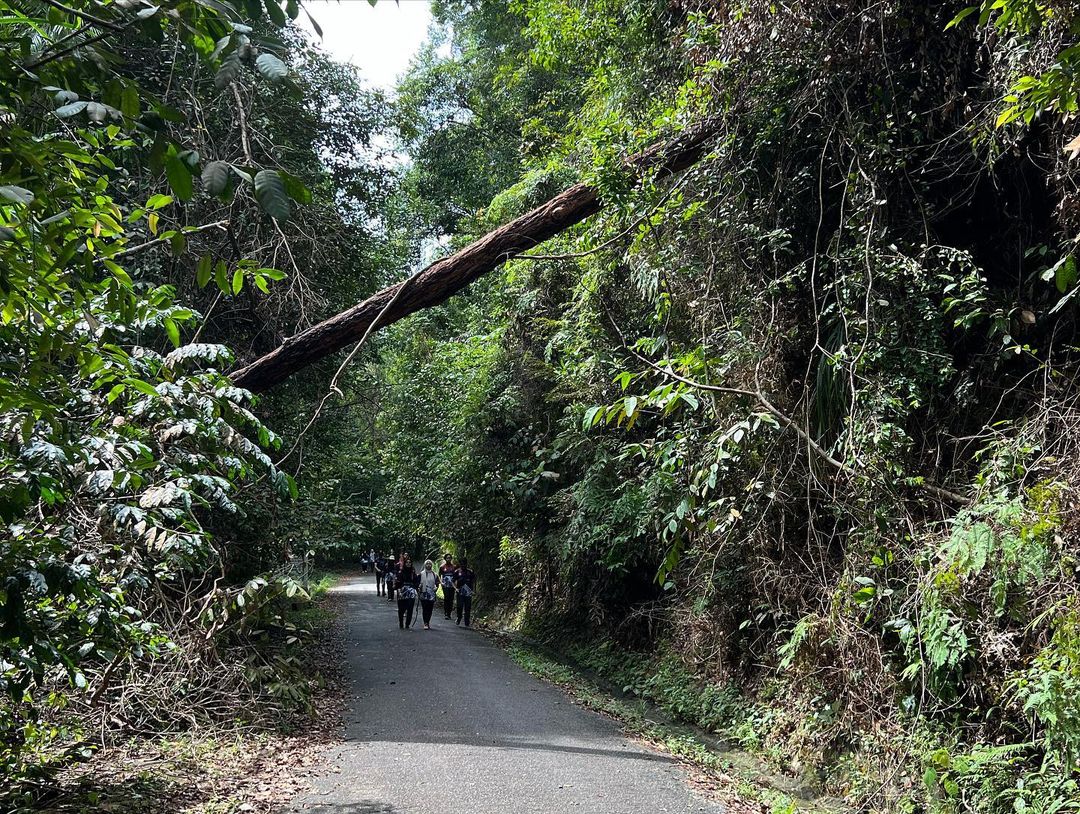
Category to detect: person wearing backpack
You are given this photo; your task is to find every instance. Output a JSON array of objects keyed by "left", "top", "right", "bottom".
[
  {"left": 454, "top": 557, "right": 476, "bottom": 628},
  {"left": 374, "top": 552, "right": 387, "bottom": 597},
  {"left": 396, "top": 554, "right": 419, "bottom": 629},
  {"left": 438, "top": 553, "right": 456, "bottom": 620},
  {"left": 418, "top": 559, "right": 439, "bottom": 630},
  {"left": 384, "top": 554, "right": 396, "bottom": 602}
]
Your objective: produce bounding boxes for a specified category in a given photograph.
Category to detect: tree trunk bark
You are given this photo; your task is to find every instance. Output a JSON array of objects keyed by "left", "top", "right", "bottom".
[{"left": 231, "top": 118, "right": 721, "bottom": 392}]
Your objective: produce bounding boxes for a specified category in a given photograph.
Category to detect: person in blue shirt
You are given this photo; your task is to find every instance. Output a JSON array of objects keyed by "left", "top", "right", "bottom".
[{"left": 454, "top": 557, "right": 476, "bottom": 628}]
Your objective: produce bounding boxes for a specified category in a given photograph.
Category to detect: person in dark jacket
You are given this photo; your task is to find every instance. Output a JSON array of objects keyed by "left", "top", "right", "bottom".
[
  {"left": 374, "top": 552, "right": 387, "bottom": 597},
  {"left": 438, "top": 553, "right": 456, "bottom": 620},
  {"left": 454, "top": 557, "right": 476, "bottom": 628},
  {"left": 396, "top": 554, "right": 419, "bottom": 629},
  {"left": 384, "top": 554, "right": 396, "bottom": 602}
]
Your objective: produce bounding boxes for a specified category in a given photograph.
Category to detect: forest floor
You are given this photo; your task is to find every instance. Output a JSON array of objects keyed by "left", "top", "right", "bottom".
[
  {"left": 29, "top": 583, "right": 351, "bottom": 814},
  {"left": 284, "top": 573, "right": 733, "bottom": 814}
]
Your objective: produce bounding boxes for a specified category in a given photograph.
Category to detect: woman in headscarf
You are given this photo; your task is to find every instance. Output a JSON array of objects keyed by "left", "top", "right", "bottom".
[
  {"left": 396, "top": 553, "right": 419, "bottom": 629},
  {"left": 418, "top": 559, "right": 439, "bottom": 630}
]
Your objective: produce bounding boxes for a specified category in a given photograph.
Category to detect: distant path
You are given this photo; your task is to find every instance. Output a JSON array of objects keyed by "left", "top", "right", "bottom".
[{"left": 285, "top": 574, "right": 724, "bottom": 814}]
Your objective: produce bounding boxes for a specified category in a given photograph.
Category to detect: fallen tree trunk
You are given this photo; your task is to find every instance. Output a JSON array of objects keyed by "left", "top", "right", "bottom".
[{"left": 231, "top": 118, "right": 722, "bottom": 392}]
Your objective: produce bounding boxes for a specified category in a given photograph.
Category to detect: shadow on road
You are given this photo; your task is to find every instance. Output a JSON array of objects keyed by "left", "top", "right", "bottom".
[
  {"left": 347, "top": 732, "right": 677, "bottom": 763},
  {"left": 286, "top": 574, "right": 722, "bottom": 814},
  {"left": 299, "top": 803, "right": 399, "bottom": 814}
]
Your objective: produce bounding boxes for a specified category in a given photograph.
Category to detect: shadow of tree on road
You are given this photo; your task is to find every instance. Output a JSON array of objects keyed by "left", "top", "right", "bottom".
[
  {"left": 295, "top": 802, "right": 399, "bottom": 814},
  {"left": 343, "top": 731, "right": 676, "bottom": 763}
]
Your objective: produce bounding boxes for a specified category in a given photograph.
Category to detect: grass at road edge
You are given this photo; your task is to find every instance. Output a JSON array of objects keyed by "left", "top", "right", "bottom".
[{"left": 505, "top": 639, "right": 842, "bottom": 814}]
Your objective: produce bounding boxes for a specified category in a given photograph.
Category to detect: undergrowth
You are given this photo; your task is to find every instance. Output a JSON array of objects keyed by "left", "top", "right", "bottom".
[
  {"left": 507, "top": 641, "right": 818, "bottom": 813},
  {"left": 3, "top": 567, "right": 343, "bottom": 812}
]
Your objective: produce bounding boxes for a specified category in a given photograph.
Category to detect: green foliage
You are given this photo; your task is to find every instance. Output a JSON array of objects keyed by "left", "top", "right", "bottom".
[
  {"left": 896, "top": 489, "right": 1063, "bottom": 698},
  {"left": 10, "top": 0, "right": 1074, "bottom": 806},
  {"left": 1010, "top": 608, "right": 1080, "bottom": 772},
  {"left": 951, "top": 1, "right": 1080, "bottom": 128},
  {"left": 254, "top": 169, "right": 291, "bottom": 221},
  {"left": 363, "top": 1, "right": 1080, "bottom": 811},
  {"left": 919, "top": 738, "right": 1080, "bottom": 814},
  {"left": 0, "top": 143, "right": 290, "bottom": 775},
  {"left": 0, "top": 0, "right": 393, "bottom": 787}
]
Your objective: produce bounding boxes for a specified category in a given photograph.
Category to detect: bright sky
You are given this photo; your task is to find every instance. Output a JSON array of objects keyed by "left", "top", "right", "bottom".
[{"left": 297, "top": 0, "right": 433, "bottom": 92}]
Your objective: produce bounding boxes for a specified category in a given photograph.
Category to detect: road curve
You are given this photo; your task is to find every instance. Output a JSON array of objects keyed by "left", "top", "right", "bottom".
[{"left": 285, "top": 574, "right": 724, "bottom": 814}]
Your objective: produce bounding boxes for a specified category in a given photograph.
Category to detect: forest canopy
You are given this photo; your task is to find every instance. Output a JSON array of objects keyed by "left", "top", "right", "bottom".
[{"left": 3, "top": 1, "right": 1080, "bottom": 812}]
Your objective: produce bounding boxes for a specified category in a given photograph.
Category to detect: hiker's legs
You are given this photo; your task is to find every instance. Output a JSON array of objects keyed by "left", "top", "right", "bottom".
[
  {"left": 461, "top": 596, "right": 472, "bottom": 627},
  {"left": 443, "top": 586, "right": 455, "bottom": 619},
  {"left": 457, "top": 595, "right": 472, "bottom": 626},
  {"left": 405, "top": 598, "right": 415, "bottom": 628},
  {"left": 397, "top": 599, "right": 408, "bottom": 628},
  {"left": 420, "top": 598, "right": 434, "bottom": 626}
]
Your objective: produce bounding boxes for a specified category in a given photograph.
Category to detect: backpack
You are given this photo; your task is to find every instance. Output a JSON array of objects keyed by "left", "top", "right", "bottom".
[{"left": 457, "top": 570, "right": 475, "bottom": 598}]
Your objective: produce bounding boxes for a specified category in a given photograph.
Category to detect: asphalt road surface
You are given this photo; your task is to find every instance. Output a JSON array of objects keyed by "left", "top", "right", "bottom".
[{"left": 285, "top": 573, "right": 724, "bottom": 814}]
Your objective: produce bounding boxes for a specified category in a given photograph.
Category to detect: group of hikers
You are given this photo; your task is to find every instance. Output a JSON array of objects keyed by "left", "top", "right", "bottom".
[{"left": 366, "top": 551, "right": 476, "bottom": 630}]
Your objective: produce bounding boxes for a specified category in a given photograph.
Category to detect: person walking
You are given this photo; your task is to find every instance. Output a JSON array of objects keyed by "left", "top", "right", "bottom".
[
  {"left": 374, "top": 552, "right": 387, "bottom": 597},
  {"left": 439, "top": 553, "right": 456, "bottom": 620},
  {"left": 454, "top": 557, "right": 476, "bottom": 628},
  {"left": 385, "top": 554, "right": 396, "bottom": 602},
  {"left": 396, "top": 554, "right": 419, "bottom": 629},
  {"left": 418, "top": 560, "right": 439, "bottom": 630}
]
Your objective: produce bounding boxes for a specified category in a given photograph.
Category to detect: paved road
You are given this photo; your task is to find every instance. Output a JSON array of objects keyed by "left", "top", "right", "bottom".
[{"left": 286, "top": 574, "right": 724, "bottom": 814}]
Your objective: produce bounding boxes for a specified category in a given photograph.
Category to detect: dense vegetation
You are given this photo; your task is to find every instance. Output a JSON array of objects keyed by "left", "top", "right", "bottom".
[
  {"left": 363, "top": 1, "right": 1080, "bottom": 811},
  {"left": 0, "top": 0, "right": 401, "bottom": 803},
  {"left": 3, "top": 0, "right": 1080, "bottom": 812}
]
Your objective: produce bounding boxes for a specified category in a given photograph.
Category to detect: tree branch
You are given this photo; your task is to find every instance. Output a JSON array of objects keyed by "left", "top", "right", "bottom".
[
  {"left": 231, "top": 83, "right": 254, "bottom": 165},
  {"left": 96, "top": 220, "right": 230, "bottom": 264},
  {"left": 276, "top": 268, "right": 425, "bottom": 469},
  {"left": 38, "top": 0, "right": 124, "bottom": 31},
  {"left": 231, "top": 117, "right": 723, "bottom": 391},
  {"left": 25, "top": 12, "right": 137, "bottom": 71}
]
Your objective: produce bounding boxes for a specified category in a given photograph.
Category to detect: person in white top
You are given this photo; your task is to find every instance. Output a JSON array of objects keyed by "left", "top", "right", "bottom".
[{"left": 418, "top": 560, "right": 439, "bottom": 630}]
